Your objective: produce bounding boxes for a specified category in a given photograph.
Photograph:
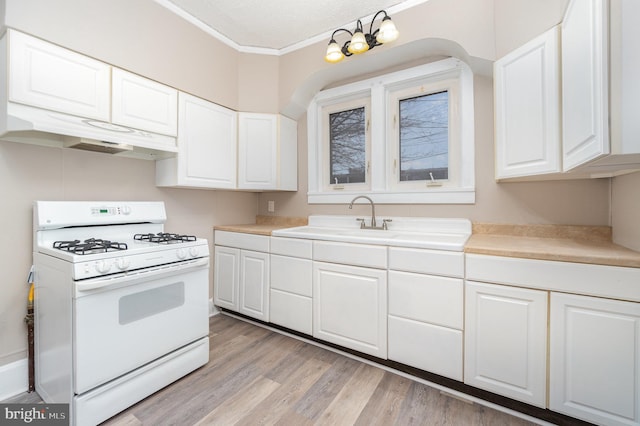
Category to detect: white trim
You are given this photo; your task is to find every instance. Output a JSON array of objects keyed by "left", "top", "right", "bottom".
[
  {"left": 307, "top": 189, "right": 475, "bottom": 204},
  {"left": 0, "top": 358, "right": 28, "bottom": 401},
  {"left": 209, "top": 298, "right": 220, "bottom": 317},
  {"left": 154, "top": 0, "right": 432, "bottom": 56}
]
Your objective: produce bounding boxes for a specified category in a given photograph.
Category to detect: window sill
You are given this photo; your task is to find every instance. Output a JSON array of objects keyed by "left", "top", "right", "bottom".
[{"left": 307, "top": 188, "right": 475, "bottom": 204}]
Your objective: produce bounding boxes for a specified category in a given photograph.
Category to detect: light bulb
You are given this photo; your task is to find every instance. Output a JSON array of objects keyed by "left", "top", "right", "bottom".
[
  {"left": 376, "top": 17, "right": 399, "bottom": 44},
  {"left": 347, "top": 30, "right": 369, "bottom": 54},
  {"left": 324, "top": 40, "right": 344, "bottom": 63}
]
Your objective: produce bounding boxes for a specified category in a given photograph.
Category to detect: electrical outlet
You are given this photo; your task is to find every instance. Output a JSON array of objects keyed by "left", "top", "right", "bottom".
[{"left": 267, "top": 200, "right": 275, "bottom": 213}]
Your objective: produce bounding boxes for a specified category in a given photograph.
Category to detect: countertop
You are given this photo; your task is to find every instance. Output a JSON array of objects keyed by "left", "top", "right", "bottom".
[
  {"left": 214, "top": 218, "right": 640, "bottom": 268},
  {"left": 214, "top": 215, "right": 308, "bottom": 236},
  {"left": 465, "top": 223, "right": 640, "bottom": 268}
]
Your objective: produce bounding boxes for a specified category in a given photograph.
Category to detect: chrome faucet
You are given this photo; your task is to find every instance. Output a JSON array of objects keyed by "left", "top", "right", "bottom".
[{"left": 348, "top": 195, "right": 377, "bottom": 228}]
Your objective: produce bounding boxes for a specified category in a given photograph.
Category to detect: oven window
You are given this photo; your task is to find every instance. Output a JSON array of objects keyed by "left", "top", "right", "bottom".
[{"left": 119, "top": 282, "right": 185, "bottom": 325}]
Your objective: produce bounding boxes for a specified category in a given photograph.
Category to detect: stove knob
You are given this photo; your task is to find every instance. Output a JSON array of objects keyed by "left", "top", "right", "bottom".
[
  {"left": 189, "top": 247, "right": 199, "bottom": 257},
  {"left": 95, "top": 260, "right": 112, "bottom": 274},
  {"left": 121, "top": 205, "right": 132, "bottom": 215},
  {"left": 177, "top": 248, "right": 187, "bottom": 260},
  {"left": 116, "top": 258, "right": 130, "bottom": 270}
]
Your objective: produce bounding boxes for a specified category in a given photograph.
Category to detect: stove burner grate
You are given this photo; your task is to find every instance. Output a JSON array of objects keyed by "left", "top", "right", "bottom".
[
  {"left": 53, "top": 238, "right": 128, "bottom": 255},
  {"left": 134, "top": 233, "right": 197, "bottom": 244}
]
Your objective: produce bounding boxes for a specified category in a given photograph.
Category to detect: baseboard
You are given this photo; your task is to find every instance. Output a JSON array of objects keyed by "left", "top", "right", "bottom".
[
  {"left": 209, "top": 298, "right": 220, "bottom": 317},
  {"left": 0, "top": 358, "right": 28, "bottom": 401}
]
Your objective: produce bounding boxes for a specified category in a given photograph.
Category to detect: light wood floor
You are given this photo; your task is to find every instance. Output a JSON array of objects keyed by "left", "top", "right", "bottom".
[
  {"left": 4, "top": 314, "right": 540, "bottom": 425},
  {"left": 103, "top": 314, "right": 537, "bottom": 426}
]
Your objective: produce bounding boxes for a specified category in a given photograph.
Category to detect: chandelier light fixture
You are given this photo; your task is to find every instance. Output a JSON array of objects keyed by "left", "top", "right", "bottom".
[{"left": 324, "top": 10, "right": 400, "bottom": 63}]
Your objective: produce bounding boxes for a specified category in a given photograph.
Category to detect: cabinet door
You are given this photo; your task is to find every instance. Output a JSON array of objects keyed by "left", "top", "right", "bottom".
[
  {"left": 550, "top": 293, "right": 640, "bottom": 426},
  {"left": 313, "top": 262, "right": 387, "bottom": 358},
  {"left": 464, "top": 281, "right": 548, "bottom": 408},
  {"left": 175, "top": 92, "right": 237, "bottom": 188},
  {"left": 562, "top": 0, "right": 609, "bottom": 170},
  {"left": 239, "top": 250, "right": 270, "bottom": 322},
  {"left": 8, "top": 30, "right": 110, "bottom": 120},
  {"left": 238, "top": 113, "right": 277, "bottom": 190},
  {"left": 111, "top": 68, "right": 178, "bottom": 136},
  {"left": 213, "top": 246, "right": 240, "bottom": 311},
  {"left": 494, "top": 27, "right": 561, "bottom": 179}
]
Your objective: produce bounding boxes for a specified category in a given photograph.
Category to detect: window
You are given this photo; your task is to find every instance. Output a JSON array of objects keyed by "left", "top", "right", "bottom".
[
  {"left": 330, "top": 107, "right": 366, "bottom": 184},
  {"left": 399, "top": 91, "right": 449, "bottom": 181},
  {"left": 308, "top": 58, "right": 475, "bottom": 204},
  {"left": 321, "top": 97, "right": 371, "bottom": 192}
]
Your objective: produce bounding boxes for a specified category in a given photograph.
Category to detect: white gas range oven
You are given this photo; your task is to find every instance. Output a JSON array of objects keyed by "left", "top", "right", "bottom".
[{"left": 32, "top": 201, "right": 210, "bottom": 426}]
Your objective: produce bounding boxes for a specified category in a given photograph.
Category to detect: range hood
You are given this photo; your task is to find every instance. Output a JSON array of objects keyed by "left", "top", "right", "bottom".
[{"left": 0, "top": 102, "right": 178, "bottom": 160}]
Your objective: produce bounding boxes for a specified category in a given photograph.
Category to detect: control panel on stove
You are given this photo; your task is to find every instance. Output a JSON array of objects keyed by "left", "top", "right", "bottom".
[{"left": 90, "top": 205, "right": 131, "bottom": 216}]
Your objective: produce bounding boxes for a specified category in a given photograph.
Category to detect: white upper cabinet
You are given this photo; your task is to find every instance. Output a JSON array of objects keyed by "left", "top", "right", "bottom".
[
  {"left": 156, "top": 92, "right": 237, "bottom": 189},
  {"left": 496, "top": 0, "right": 640, "bottom": 179},
  {"left": 8, "top": 29, "right": 110, "bottom": 121},
  {"left": 494, "top": 27, "right": 561, "bottom": 179},
  {"left": 238, "top": 113, "right": 297, "bottom": 191},
  {"left": 111, "top": 68, "right": 178, "bottom": 136},
  {"left": 561, "top": 0, "right": 609, "bottom": 171}
]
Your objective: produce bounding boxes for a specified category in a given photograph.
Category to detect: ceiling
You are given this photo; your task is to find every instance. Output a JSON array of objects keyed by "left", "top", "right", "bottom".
[{"left": 156, "top": 0, "right": 428, "bottom": 54}]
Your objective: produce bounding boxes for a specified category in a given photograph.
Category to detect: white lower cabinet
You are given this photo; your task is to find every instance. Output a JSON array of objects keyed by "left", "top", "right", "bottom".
[
  {"left": 313, "top": 261, "right": 387, "bottom": 358},
  {"left": 387, "top": 255, "right": 464, "bottom": 380},
  {"left": 269, "top": 237, "right": 313, "bottom": 334},
  {"left": 239, "top": 250, "right": 270, "bottom": 322},
  {"left": 464, "top": 281, "right": 548, "bottom": 408},
  {"left": 214, "top": 231, "right": 269, "bottom": 321},
  {"left": 550, "top": 292, "right": 640, "bottom": 426},
  {"left": 213, "top": 246, "right": 239, "bottom": 311}
]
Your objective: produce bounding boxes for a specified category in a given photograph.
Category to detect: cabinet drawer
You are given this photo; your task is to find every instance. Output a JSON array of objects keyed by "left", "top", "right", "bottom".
[
  {"left": 313, "top": 241, "right": 387, "bottom": 269},
  {"left": 215, "top": 231, "right": 269, "bottom": 252},
  {"left": 270, "top": 254, "right": 312, "bottom": 297},
  {"left": 270, "top": 289, "right": 312, "bottom": 335},
  {"left": 270, "top": 237, "right": 312, "bottom": 259},
  {"left": 388, "top": 271, "right": 463, "bottom": 330},
  {"left": 389, "top": 247, "right": 463, "bottom": 277},
  {"left": 388, "top": 316, "right": 462, "bottom": 381}
]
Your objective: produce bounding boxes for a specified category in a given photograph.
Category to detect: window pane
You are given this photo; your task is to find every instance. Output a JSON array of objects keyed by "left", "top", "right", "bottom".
[
  {"left": 399, "top": 91, "right": 449, "bottom": 181},
  {"left": 329, "top": 107, "right": 366, "bottom": 184}
]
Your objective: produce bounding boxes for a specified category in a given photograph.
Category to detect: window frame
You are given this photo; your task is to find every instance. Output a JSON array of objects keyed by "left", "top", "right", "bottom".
[
  {"left": 322, "top": 97, "right": 372, "bottom": 192},
  {"left": 387, "top": 77, "right": 460, "bottom": 191},
  {"left": 307, "top": 58, "right": 475, "bottom": 204}
]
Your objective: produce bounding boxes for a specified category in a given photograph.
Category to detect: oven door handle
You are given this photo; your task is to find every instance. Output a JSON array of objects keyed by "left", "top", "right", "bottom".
[{"left": 76, "top": 257, "right": 209, "bottom": 292}]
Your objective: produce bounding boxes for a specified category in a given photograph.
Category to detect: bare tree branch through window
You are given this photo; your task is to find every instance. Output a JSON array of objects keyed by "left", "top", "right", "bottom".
[
  {"left": 329, "top": 107, "right": 366, "bottom": 184},
  {"left": 399, "top": 90, "right": 449, "bottom": 181}
]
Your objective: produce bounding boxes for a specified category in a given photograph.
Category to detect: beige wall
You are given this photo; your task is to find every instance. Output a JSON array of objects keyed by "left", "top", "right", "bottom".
[
  {"left": 0, "top": 0, "right": 631, "bottom": 378},
  {"left": 494, "top": 0, "right": 569, "bottom": 58},
  {"left": 612, "top": 172, "right": 640, "bottom": 251},
  {"left": 0, "top": 141, "right": 257, "bottom": 367},
  {"left": 260, "top": 0, "right": 609, "bottom": 224},
  {"left": 0, "top": 0, "right": 257, "bottom": 369},
  {"left": 257, "top": 75, "right": 611, "bottom": 225}
]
